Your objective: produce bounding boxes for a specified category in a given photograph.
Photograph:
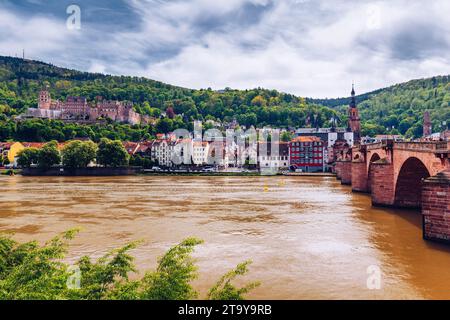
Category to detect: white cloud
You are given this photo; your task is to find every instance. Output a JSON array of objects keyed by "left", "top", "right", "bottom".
[
  {"left": 0, "top": 10, "right": 70, "bottom": 57},
  {"left": 88, "top": 62, "right": 107, "bottom": 74}
]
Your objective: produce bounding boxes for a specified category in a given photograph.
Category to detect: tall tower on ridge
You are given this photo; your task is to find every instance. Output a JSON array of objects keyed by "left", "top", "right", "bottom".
[
  {"left": 423, "top": 111, "right": 432, "bottom": 137},
  {"left": 38, "top": 87, "right": 51, "bottom": 110},
  {"left": 348, "top": 84, "right": 361, "bottom": 144}
]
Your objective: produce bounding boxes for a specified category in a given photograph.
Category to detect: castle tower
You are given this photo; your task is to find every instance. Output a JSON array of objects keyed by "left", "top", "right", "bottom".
[
  {"left": 423, "top": 111, "right": 432, "bottom": 137},
  {"left": 38, "top": 88, "right": 51, "bottom": 110},
  {"left": 348, "top": 84, "right": 361, "bottom": 144}
]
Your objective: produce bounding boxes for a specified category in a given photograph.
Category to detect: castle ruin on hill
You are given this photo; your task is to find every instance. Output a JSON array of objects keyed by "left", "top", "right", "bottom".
[{"left": 23, "top": 89, "right": 147, "bottom": 125}]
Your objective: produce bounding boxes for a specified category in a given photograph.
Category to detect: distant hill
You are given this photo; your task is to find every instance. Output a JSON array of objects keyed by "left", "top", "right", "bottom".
[
  {"left": 309, "top": 77, "right": 450, "bottom": 137},
  {"left": 0, "top": 55, "right": 333, "bottom": 128},
  {"left": 0, "top": 55, "right": 449, "bottom": 141}
]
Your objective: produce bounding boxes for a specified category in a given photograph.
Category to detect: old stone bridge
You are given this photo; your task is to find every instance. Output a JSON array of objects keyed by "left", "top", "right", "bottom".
[{"left": 335, "top": 140, "right": 450, "bottom": 243}]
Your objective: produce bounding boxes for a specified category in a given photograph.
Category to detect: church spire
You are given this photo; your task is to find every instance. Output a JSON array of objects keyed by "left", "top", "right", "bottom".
[
  {"left": 348, "top": 83, "right": 361, "bottom": 144},
  {"left": 350, "top": 83, "right": 356, "bottom": 108}
]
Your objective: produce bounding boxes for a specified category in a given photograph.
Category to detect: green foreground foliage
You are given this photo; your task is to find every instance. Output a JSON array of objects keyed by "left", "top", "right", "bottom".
[{"left": 0, "top": 230, "right": 259, "bottom": 300}]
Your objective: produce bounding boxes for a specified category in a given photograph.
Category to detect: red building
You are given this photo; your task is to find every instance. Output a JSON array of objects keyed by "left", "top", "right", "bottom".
[{"left": 289, "top": 136, "right": 324, "bottom": 172}]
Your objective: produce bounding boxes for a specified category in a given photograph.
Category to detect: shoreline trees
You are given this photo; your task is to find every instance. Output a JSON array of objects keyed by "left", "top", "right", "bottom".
[
  {"left": 61, "top": 140, "right": 97, "bottom": 169},
  {"left": 17, "top": 139, "right": 132, "bottom": 170},
  {"left": 97, "top": 138, "right": 129, "bottom": 168}
]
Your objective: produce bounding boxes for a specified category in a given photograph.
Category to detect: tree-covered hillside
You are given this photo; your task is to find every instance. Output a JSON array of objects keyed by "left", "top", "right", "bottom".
[
  {"left": 310, "top": 77, "right": 450, "bottom": 138},
  {"left": 0, "top": 56, "right": 337, "bottom": 142},
  {"left": 0, "top": 55, "right": 449, "bottom": 142}
]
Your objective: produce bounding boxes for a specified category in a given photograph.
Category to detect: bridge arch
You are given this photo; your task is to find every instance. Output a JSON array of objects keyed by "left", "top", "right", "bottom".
[{"left": 394, "top": 157, "right": 431, "bottom": 209}]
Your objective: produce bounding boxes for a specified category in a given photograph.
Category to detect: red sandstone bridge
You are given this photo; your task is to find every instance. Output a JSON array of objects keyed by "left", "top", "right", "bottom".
[{"left": 334, "top": 140, "right": 450, "bottom": 243}]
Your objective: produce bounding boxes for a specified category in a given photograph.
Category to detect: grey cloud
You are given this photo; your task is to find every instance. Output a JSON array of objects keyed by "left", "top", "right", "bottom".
[
  {"left": 191, "top": 1, "right": 274, "bottom": 33},
  {"left": 1, "top": 0, "right": 140, "bottom": 31},
  {"left": 389, "top": 24, "right": 450, "bottom": 60},
  {"left": 0, "top": 0, "right": 450, "bottom": 97},
  {"left": 357, "top": 21, "right": 450, "bottom": 61}
]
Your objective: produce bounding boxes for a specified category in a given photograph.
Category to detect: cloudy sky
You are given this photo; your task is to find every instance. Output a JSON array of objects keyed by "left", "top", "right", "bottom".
[{"left": 1, "top": 0, "right": 450, "bottom": 97}]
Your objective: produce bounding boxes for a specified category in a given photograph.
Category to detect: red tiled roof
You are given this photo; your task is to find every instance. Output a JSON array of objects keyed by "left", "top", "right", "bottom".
[
  {"left": 122, "top": 142, "right": 140, "bottom": 155},
  {"left": 193, "top": 141, "right": 209, "bottom": 147},
  {"left": 22, "top": 142, "right": 66, "bottom": 150},
  {"left": 22, "top": 142, "right": 46, "bottom": 148},
  {"left": 0, "top": 142, "right": 14, "bottom": 149},
  {"left": 136, "top": 144, "right": 150, "bottom": 153},
  {"left": 291, "top": 136, "right": 322, "bottom": 143}
]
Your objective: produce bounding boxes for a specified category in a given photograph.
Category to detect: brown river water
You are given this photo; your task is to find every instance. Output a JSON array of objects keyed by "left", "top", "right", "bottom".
[{"left": 1, "top": 175, "right": 450, "bottom": 300}]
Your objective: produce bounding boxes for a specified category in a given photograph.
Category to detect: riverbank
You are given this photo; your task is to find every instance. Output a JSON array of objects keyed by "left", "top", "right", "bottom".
[
  {"left": 0, "top": 169, "right": 21, "bottom": 175},
  {"left": 8, "top": 168, "right": 336, "bottom": 177},
  {"left": 140, "top": 171, "right": 264, "bottom": 177},
  {"left": 283, "top": 172, "right": 336, "bottom": 177},
  {"left": 21, "top": 167, "right": 142, "bottom": 176}
]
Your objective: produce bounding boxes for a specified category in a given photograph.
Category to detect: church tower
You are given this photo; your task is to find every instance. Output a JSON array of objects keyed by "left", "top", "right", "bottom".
[
  {"left": 38, "top": 88, "right": 51, "bottom": 110},
  {"left": 348, "top": 84, "right": 361, "bottom": 144},
  {"left": 423, "top": 111, "right": 432, "bottom": 137}
]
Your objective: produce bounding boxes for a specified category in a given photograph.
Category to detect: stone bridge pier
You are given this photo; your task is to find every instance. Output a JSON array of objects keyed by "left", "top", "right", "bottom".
[
  {"left": 350, "top": 141, "right": 446, "bottom": 208},
  {"left": 335, "top": 140, "right": 450, "bottom": 244},
  {"left": 422, "top": 144, "right": 450, "bottom": 243}
]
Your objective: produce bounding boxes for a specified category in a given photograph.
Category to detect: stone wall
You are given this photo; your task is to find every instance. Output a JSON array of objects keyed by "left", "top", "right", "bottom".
[
  {"left": 351, "top": 161, "right": 368, "bottom": 192},
  {"left": 422, "top": 171, "right": 450, "bottom": 244},
  {"left": 370, "top": 161, "right": 395, "bottom": 207},
  {"left": 340, "top": 160, "right": 352, "bottom": 185},
  {"left": 335, "top": 161, "right": 342, "bottom": 180}
]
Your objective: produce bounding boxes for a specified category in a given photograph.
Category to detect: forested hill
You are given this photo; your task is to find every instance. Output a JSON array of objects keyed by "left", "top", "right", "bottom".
[
  {"left": 309, "top": 76, "right": 450, "bottom": 137},
  {"left": 307, "top": 88, "right": 385, "bottom": 108},
  {"left": 0, "top": 55, "right": 334, "bottom": 129},
  {"left": 0, "top": 55, "right": 449, "bottom": 142}
]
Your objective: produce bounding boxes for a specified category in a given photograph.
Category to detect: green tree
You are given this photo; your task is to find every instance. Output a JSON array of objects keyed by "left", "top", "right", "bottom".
[
  {"left": 208, "top": 261, "right": 260, "bottom": 300},
  {"left": 2, "top": 156, "right": 10, "bottom": 166},
  {"left": 251, "top": 95, "right": 267, "bottom": 107},
  {"left": 97, "top": 138, "right": 129, "bottom": 167},
  {"left": 17, "top": 148, "right": 40, "bottom": 168},
  {"left": 139, "top": 238, "right": 203, "bottom": 300},
  {"left": 0, "top": 231, "right": 259, "bottom": 301},
  {"left": 0, "top": 230, "right": 79, "bottom": 300},
  {"left": 37, "top": 141, "right": 61, "bottom": 169},
  {"left": 156, "top": 118, "right": 172, "bottom": 134},
  {"left": 62, "top": 140, "right": 97, "bottom": 169},
  {"left": 281, "top": 131, "right": 293, "bottom": 142}
]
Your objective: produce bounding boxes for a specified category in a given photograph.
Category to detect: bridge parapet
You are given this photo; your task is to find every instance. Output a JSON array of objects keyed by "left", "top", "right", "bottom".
[
  {"left": 435, "top": 141, "right": 450, "bottom": 153},
  {"left": 394, "top": 141, "right": 444, "bottom": 152},
  {"left": 365, "top": 142, "right": 383, "bottom": 151}
]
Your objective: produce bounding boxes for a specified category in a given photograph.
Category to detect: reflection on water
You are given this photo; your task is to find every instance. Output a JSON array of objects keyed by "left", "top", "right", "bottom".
[{"left": 1, "top": 175, "right": 450, "bottom": 300}]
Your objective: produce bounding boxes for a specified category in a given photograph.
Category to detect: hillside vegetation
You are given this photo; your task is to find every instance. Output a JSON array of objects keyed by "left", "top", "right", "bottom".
[
  {"left": 311, "top": 77, "right": 450, "bottom": 137},
  {"left": 0, "top": 56, "right": 336, "bottom": 142},
  {"left": 0, "top": 55, "right": 449, "bottom": 141}
]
